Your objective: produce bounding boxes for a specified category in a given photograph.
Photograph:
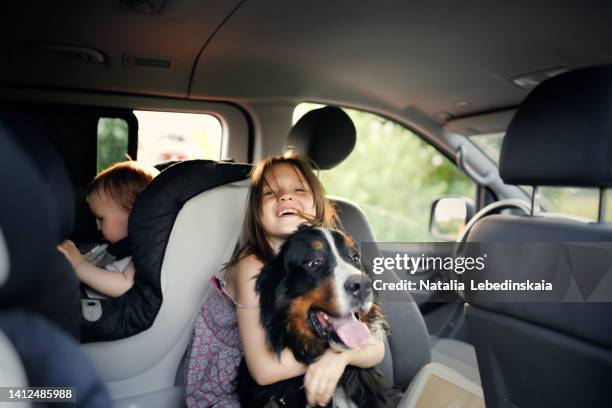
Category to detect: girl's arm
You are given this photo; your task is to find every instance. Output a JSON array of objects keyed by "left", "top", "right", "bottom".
[
  {"left": 235, "top": 254, "right": 307, "bottom": 386},
  {"left": 304, "top": 335, "right": 385, "bottom": 406},
  {"left": 340, "top": 335, "right": 385, "bottom": 368},
  {"left": 58, "top": 240, "right": 135, "bottom": 298}
]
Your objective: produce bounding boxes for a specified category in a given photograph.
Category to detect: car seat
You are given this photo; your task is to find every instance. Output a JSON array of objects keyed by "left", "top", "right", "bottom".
[
  {"left": 80, "top": 160, "right": 251, "bottom": 407},
  {"left": 287, "top": 106, "right": 481, "bottom": 390},
  {"left": 465, "top": 65, "right": 612, "bottom": 407}
]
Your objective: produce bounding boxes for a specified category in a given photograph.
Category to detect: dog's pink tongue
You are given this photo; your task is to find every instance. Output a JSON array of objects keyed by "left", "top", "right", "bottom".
[{"left": 330, "top": 313, "right": 370, "bottom": 349}]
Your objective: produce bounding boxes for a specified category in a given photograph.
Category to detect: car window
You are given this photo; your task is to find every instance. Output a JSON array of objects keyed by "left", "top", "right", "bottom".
[
  {"left": 469, "top": 132, "right": 504, "bottom": 164},
  {"left": 97, "top": 117, "right": 129, "bottom": 173},
  {"left": 134, "top": 110, "right": 222, "bottom": 167},
  {"left": 98, "top": 111, "right": 223, "bottom": 172},
  {"left": 538, "top": 186, "right": 602, "bottom": 221},
  {"left": 294, "top": 103, "right": 477, "bottom": 242}
]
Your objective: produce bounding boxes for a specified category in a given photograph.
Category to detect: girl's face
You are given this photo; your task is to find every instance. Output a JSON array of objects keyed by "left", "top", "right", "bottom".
[
  {"left": 87, "top": 188, "right": 130, "bottom": 244},
  {"left": 260, "top": 163, "right": 316, "bottom": 248}
]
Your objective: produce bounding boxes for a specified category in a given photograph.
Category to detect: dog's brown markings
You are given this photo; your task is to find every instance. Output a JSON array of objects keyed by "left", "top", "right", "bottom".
[
  {"left": 362, "top": 303, "right": 389, "bottom": 341},
  {"left": 287, "top": 278, "right": 340, "bottom": 353},
  {"left": 310, "top": 239, "right": 323, "bottom": 251},
  {"left": 342, "top": 233, "right": 355, "bottom": 248}
]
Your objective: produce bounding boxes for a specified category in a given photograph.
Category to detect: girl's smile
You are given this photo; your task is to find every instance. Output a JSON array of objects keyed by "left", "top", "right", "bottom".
[{"left": 261, "top": 163, "right": 316, "bottom": 246}]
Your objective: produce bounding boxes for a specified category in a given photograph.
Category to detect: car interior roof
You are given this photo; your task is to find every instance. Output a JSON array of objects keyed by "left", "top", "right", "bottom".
[{"left": 3, "top": 1, "right": 612, "bottom": 128}]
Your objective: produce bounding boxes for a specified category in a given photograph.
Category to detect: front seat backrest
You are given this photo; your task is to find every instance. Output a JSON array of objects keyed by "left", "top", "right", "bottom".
[
  {"left": 0, "top": 125, "right": 111, "bottom": 407},
  {"left": 466, "top": 65, "right": 612, "bottom": 408},
  {"left": 0, "top": 120, "right": 81, "bottom": 339}
]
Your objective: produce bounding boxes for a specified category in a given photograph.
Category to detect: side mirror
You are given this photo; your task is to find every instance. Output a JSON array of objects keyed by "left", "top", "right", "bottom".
[{"left": 429, "top": 197, "right": 475, "bottom": 241}]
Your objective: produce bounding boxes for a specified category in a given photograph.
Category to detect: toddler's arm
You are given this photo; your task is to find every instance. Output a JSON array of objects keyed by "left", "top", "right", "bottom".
[{"left": 58, "top": 240, "right": 135, "bottom": 298}]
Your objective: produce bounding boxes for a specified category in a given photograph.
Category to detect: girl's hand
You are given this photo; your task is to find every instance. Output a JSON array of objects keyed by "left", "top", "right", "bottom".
[
  {"left": 304, "top": 348, "right": 350, "bottom": 407},
  {"left": 57, "top": 240, "right": 85, "bottom": 269}
]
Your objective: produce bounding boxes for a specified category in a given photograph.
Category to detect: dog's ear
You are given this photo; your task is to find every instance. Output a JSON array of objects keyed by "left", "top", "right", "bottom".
[
  {"left": 255, "top": 259, "right": 289, "bottom": 354},
  {"left": 255, "top": 262, "right": 276, "bottom": 322}
]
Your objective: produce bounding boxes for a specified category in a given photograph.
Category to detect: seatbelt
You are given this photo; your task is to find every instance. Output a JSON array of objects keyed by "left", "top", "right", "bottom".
[{"left": 82, "top": 238, "right": 131, "bottom": 268}]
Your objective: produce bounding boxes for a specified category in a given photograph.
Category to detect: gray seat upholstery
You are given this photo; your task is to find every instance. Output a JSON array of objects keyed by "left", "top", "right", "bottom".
[
  {"left": 465, "top": 66, "right": 612, "bottom": 407},
  {"left": 289, "top": 107, "right": 481, "bottom": 390},
  {"left": 334, "top": 196, "right": 480, "bottom": 387},
  {"left": 429, "top": 337, "right": 480, "bottom": 385}
]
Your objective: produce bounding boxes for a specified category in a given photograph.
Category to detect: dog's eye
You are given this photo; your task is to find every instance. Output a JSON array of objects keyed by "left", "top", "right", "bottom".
[
  {"left": 351, "top": 253, "right": 361, "bottom": 264},
  {"left": 307, "top": 258, "right": 323, "bottom": 269}
]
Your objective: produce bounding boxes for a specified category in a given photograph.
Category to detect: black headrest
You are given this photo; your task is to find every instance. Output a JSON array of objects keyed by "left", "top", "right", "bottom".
[
  {"left": 0, "top": 126, "right": 81, "bottom": 338},
  {"left": 5, "top": 120, "right": 74, "bottom": 241},
  {"left": 0, "top": 126, "right": 56, "bottom": 292},
  {"left": 81, "top": 159, "right": 251, "bottom": 342},
  {"left": 500, "top": 65, "right": 612, "bottom": 187},
  {"left": 287, "top": 106, "right": 356, "bottom": 170}
]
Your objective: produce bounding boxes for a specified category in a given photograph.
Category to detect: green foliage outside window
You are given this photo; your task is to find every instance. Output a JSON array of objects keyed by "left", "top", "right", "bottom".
[
  {"left": 295, "top": 104, "right": 476, "bottom": 242},
  {"left": 97, "top": 118, "right": 128, "bottom": 173}
]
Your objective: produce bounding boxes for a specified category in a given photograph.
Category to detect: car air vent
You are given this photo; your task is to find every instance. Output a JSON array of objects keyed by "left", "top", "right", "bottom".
[
  {"left": 118, "top": 0, "right": 166, "bottom": 14},
  {"left": 123, "top": 54, "right": 175, "bottom": 71}
]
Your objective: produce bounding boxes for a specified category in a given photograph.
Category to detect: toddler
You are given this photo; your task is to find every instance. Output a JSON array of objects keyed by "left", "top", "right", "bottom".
[{"left": 58, "top": 160, "right": 158, "bottom": 298}]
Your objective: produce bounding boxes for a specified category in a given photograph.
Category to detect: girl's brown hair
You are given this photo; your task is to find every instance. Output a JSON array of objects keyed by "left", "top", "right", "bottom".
[
  {"left": 227, "top": 150, "right": 339, "bottom": 267},
  {"left": 87, "top": 161, "right": 158, "bottom": 211}
]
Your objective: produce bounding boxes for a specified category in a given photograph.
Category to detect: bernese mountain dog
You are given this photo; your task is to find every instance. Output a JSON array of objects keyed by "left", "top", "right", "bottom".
[{"left": 238, "top": 226, "right": 391, "bottom": 408}]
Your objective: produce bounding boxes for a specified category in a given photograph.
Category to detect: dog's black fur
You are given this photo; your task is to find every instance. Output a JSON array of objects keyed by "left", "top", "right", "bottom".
[{"left": 238, "top": 226, "right": 391, "bottom": 408}]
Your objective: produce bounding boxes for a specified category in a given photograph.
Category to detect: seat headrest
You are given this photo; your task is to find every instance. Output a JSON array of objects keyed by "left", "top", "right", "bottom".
[
  {"left": 287, "top": 106, "right": 356, "bottom": 170},
  {"left": 5, "top": 120, "right": 74, "bottom": 241},
  {"left": 0, "top": 126, "right": 56, "bottom": 294},
  {"left": 500, "top": 65, "right": 612, "bottom": 187}
]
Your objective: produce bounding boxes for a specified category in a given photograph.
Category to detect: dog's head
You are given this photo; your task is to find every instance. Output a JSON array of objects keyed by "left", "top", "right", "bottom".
[{"left": 256, "top": 225, "right": 386, "bottom": 363}]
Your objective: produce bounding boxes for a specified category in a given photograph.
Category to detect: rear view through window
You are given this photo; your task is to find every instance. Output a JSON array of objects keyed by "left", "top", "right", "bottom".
[{"left": 134, "top": 110, "right": 222, "bottom": 167}]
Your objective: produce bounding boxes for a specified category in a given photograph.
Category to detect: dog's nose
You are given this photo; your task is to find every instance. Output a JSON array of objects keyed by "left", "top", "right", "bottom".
[{"left": 344, "top": 274, "right": 372, "bottom": 299}]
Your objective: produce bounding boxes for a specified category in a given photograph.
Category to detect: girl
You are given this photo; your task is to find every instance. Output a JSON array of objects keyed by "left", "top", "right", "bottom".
[{"left": 184, "top": 151, "right": 385, "bottom": 407}]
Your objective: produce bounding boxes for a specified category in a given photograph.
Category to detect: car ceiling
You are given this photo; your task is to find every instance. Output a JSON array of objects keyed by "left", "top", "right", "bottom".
[{"left": 3, "top": 0, "right": 612, "bottom": 125}]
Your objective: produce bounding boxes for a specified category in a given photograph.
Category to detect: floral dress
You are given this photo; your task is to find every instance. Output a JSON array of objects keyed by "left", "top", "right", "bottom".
[{"left": 184, "top": 276, "right": 257, "bottom": 407}]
